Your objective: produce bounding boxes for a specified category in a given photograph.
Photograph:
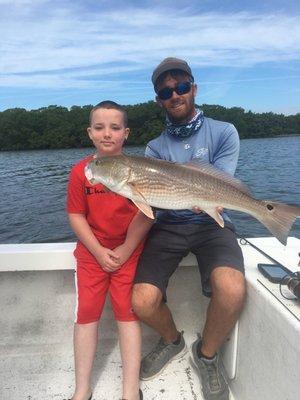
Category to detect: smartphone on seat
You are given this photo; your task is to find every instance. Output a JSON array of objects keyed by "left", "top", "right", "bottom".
[{"left": 257, "top": 263, "right": 292, "bottom": 283}]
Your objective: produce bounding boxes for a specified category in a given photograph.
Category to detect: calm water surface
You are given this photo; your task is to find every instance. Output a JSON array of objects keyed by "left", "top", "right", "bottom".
[{"left": 0, "top": 136, "right": 299, "bottom": 243}]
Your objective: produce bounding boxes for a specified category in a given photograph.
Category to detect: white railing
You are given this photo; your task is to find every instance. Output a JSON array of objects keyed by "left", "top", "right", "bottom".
[{"left": 0, "top": 242, "right": 197, "bottom": 272}]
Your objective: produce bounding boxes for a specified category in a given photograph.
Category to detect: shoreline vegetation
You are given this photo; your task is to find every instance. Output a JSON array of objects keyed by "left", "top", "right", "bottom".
[{"left": 0, "top": 101, "right": 299, "bottom": 151}]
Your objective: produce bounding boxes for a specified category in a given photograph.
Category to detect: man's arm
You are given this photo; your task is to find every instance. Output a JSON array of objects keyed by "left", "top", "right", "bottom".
[
  {"left": 212, "top": 124, "right": 240, "bottom": 176},
  {"left": 113, "top": 211, "right": 154, "bottom": 264}
]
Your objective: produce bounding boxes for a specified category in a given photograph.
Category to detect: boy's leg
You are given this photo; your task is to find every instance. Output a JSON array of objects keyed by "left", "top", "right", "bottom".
[
  {"left": 72, "top": 321, "right": 98, "bottom": 400},
  {"left": 72, "top": 260, "right": 109, "bottom": 400},
  {"left": 117, "top": 320, "right": 141, "bottom": 400},
  {"left": 109, "top": 245, "right": 144, "bottom": 398}
]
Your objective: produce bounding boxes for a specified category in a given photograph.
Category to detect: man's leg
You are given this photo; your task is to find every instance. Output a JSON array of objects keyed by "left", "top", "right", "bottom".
[
  {"left": 191, "top": 267, "right": 246, "bottom": 400},
  {"left": 132, "top": 283, "right": 178, "bottom": 342},
  {"left": 132, "top": 283, "right": 186, "bottom": 380},
  {"left": 132, "top": 224, "right": 191, "bottom": 379},
  {"left": 132, "top": 223, "right": 190, "bottom": 343},
  {"left": 201, "top": 266, "right": 246, "bottom": 357},
  {"left": 190, "top": 224, "right": 246, "bottom": 400}
]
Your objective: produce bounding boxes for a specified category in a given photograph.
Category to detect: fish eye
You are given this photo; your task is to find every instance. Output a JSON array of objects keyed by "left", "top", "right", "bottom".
[{"left": 266, "top": 204, "right": 274, "bottom": 211}]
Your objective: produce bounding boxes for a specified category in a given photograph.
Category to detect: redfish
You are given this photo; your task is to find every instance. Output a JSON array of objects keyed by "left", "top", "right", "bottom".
[{"left": 85, "top": 154, "right": 300, "bottom": 245}]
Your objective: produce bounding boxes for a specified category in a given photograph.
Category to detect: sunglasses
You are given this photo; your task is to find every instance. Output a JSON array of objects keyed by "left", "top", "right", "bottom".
[{"left": 157, "top": 81, "right": 192, "bottom": 101}]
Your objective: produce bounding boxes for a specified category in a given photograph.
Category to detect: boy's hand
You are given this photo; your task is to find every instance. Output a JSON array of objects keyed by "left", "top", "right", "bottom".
[
  {"left": 113, "top": 243, "right": 133, "bottom": 266},
  {"left": 95, "top": 247, "right": 121, "bottom": 272}
]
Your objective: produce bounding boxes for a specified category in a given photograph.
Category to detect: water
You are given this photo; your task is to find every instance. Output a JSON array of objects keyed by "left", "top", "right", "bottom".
[{"left": 0, "top": 137, "right": 299, "bottom": 244}]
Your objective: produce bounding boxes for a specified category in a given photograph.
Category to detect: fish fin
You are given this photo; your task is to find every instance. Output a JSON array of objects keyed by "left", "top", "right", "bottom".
[
  {"left": 202, "top": 207, "right": 225, "bottom": 227},
  {"left": 255, "top": 201, "right": 300, "bottom": 245},
  {"left": 128, "top": 184, "right": 155, "bottom": 219},
  {"left": 132, "top": 200, "right": 155, "bottom": 219},
  {"left": 182, "top": 159, "right": 251, "bottom": 196}
]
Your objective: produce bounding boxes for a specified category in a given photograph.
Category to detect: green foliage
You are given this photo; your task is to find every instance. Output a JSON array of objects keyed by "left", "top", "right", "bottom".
[{"left": 0, "top": 102, "right": 299, "bottom": 151}]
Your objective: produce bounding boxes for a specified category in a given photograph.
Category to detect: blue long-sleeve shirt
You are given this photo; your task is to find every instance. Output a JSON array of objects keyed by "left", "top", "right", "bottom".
[{"left": 145, "top": 116, "right": 240, "bottom": 224}]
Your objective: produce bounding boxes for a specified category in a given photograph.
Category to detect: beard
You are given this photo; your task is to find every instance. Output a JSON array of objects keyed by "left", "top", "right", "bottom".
[{"left": 166, "top": 98, "right": 196, "bottom": 124}]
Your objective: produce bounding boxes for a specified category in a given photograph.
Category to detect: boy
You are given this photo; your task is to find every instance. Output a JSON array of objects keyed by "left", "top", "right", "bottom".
[{"left": 67, "top": 101, "right": 152, "bottom": 400}]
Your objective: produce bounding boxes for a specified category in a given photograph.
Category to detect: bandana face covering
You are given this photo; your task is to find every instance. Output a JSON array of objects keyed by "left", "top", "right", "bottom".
[{"left": 166, "top": 109, "right": 204, "bottom": 138}]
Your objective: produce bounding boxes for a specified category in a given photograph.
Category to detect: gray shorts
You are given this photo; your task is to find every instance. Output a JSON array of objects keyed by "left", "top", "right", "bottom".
[{"left": 134, "top": 223, "right": 244, "bottom": 300}]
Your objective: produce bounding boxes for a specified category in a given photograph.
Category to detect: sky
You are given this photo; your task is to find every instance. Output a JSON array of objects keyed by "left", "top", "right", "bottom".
[{"left": 1, "top": 0, "right": 300, "bottom": 114}]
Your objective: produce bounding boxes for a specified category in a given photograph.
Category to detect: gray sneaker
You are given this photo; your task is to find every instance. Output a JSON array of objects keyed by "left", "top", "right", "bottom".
[
  {"left": 140, "top": 331, "right": 187, "bottom": 380},
  {"left": 191, "top": 337, "right": 229, "bottom": 400}
]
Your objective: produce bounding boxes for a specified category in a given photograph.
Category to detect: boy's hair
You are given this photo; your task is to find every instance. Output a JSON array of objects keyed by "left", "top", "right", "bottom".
[{"left": 89, "top": 100, "right": 128, "bottom": 127}]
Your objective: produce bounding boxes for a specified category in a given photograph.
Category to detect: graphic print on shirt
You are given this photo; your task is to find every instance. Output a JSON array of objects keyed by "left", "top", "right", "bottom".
[
  {"left": 85, "top": 186, "right": 110, "bottom": 195},
  {"left": 194, "top": 147, "right": 209, "bottom": 159}
]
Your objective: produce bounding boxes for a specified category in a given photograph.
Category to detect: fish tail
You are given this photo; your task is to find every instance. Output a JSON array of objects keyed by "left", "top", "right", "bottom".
[{"left": 256, "top": 201, "right": 300, "bottom": 245}]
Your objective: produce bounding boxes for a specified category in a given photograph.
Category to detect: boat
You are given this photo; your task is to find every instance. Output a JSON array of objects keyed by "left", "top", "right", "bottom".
[{"left": 0, "top": 236, "right": 299, "bottom": 400}]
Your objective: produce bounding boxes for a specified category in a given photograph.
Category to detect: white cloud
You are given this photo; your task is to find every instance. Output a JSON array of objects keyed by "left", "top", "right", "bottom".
[{"left": 0, "top": 4, "right": 300, "bottom": 89}]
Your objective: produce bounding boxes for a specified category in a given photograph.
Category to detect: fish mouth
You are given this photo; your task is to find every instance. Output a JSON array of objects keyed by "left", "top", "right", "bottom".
[{"left": 84, "top": 165, "right": 94, "bottom": 183}]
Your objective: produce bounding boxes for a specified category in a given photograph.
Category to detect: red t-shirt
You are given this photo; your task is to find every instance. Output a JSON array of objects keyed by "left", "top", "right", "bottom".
[{"left": 67, "top": 155, "right": 138, "bottom": 260}]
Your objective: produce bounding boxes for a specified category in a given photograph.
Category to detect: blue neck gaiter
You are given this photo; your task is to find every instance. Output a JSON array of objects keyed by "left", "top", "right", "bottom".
[{"left": 166, "top": 108, "right": 204, "bottom": 138}]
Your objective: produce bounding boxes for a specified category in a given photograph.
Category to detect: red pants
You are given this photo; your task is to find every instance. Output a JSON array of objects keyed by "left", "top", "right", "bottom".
[{"left": 74, "top": 243, "right": 143, "bottom": 324}]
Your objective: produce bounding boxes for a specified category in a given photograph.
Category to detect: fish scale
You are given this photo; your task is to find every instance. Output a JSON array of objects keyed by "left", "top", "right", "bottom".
[{"left": 130, "top": 162, "right": 248, "bottom": 210}]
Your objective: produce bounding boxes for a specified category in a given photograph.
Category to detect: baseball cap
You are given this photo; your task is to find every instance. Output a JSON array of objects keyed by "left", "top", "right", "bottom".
[{"left": 151, "top": 57, "right": 194, "bottom": 85}]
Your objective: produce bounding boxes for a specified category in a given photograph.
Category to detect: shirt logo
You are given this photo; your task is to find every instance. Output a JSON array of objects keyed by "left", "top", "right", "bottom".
[
  {"left": 85, "top": 186, "right": 109, "bottom": 195},
  {"left": 194, "top": 147, "right": 208, "bottom": 158}
]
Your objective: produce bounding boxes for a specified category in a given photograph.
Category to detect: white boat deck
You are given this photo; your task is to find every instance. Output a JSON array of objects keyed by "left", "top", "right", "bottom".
[{"left": 0, "top": 237, "right": 299, "bottom": 400}]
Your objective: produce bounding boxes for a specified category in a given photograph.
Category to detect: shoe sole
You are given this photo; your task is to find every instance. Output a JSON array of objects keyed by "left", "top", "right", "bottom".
[{"left": 140, "top": 344, "right": 188, "bottom": 381}]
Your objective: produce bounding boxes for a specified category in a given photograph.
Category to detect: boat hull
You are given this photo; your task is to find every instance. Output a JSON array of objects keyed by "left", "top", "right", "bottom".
[{"left": 0, "top": 238, "right": 299, "bottom": 400}]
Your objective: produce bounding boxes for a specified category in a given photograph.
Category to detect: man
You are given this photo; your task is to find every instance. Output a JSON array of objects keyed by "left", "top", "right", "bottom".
[{"left": 132, "top": 57, "right": 246, "bottom": 400}]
